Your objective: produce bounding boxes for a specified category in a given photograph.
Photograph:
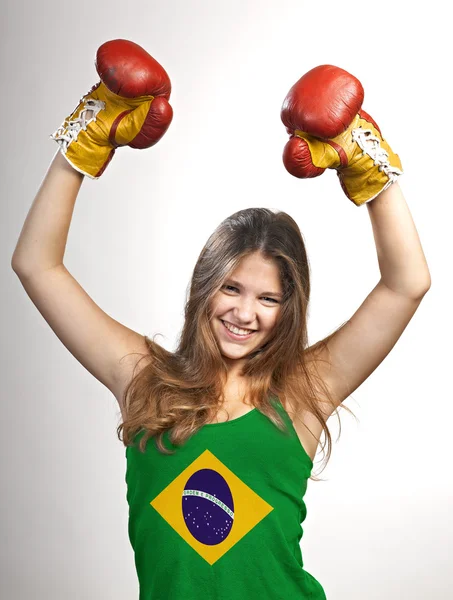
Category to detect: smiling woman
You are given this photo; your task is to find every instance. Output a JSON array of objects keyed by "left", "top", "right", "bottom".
[
  {"left": 117, "top": 206, "right": 343, "bottom": 466},
  {"left": 119, "top": 207, "right": 338, "bottom": 600},
  {"left": 209, "top": 253, "right": 283, "bottom": 373}
]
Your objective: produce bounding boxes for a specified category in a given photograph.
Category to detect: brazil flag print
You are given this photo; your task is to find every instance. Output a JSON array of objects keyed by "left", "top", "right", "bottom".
[
  {"left": 125, "top": 398, "right": 327, "bottom": 600},
  {"left": 151, "top": 448, "right": 274, "bottom": 565}
]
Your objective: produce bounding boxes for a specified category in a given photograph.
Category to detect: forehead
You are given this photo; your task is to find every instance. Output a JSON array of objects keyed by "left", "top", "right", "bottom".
[{"left": 228, "top": 254, "right": 281, "bottom": 286}]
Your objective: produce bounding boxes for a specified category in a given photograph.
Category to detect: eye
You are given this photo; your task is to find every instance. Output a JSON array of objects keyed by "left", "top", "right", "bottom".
[{"left": 222, "top": 286, "right": 279, "bottom": 304}]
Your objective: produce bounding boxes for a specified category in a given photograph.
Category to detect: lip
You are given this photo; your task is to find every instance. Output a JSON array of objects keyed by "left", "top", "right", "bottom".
[{"left": 220, "top": 319, "right": 256, "bottom": 341}]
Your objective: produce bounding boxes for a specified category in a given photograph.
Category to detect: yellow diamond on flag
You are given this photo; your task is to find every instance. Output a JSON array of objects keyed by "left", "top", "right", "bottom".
[{"left": 150, "top": 449, "right": 274, "bottom": 565}]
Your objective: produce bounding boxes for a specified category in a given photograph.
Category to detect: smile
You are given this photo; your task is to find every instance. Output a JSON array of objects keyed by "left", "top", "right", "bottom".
[{"left": 221, "top": 320, "right": 257, "bottom": 339}]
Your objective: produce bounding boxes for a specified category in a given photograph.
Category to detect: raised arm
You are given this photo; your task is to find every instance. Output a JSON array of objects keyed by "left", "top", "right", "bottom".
[
  {"left": 280, "top": 65, "right": 431, "bottom": 421},
  {"left": 310, "top": 181, "right": 430, "bottom": 418},
  {"left": 11, "top": 39, "right": 174, "bottom": 417},
  {"left": 11, "top": 151, "right": 151, "bottom": 413}
]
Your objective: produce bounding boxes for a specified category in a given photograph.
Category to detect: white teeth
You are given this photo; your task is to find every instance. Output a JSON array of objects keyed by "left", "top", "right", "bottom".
[{"left": 223, "top": 321, "right": 254, "bottom": 336}]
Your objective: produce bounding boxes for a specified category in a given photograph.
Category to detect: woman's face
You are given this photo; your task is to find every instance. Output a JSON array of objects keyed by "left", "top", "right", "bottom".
[{"left": 210, "top": 252, "right": 283, "bottom": 370}]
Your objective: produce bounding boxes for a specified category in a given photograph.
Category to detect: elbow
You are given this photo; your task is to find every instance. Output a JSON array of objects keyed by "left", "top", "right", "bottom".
[
  {"left": 416, "top": 276, "right": 432, "bottom": 299},
  {"left": 11, "top": 256, "right": 21, "bottom": 273},
  {"left": 411, "top": 268, "right": 432, "bottom": 298},
  {"left": 11, "top": 256, "right": 30, "bottom": 277},
  {"left": 421, "top": 271, "right": 432, "bottom": 294}
]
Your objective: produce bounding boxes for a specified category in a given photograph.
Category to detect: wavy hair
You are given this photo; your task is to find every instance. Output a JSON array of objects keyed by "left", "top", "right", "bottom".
[{"left": 116, "top": 208, "right": 356, "bottom": 479}]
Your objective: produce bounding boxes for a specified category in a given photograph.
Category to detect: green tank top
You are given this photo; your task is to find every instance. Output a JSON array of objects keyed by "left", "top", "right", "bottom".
[{"left": 125, "top": 397, "right": 327, "bottom": 600}]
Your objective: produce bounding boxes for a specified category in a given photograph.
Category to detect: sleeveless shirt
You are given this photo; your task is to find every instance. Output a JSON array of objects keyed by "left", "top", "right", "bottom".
[{"left": 125, "top": 397, "right": 327, "bottom": 600}]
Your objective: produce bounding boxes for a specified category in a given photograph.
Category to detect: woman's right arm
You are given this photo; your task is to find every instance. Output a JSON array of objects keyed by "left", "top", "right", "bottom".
[{"left": 11, "top": 151, "right": 150, "bottom": 412}]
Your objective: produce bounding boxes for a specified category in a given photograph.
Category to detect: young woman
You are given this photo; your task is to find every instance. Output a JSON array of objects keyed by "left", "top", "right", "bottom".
[{"left": 11, "top": 41, "right": 431, "bottom": 600}]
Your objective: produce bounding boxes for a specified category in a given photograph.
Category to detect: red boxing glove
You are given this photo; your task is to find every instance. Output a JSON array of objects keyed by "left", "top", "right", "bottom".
[
  {"left": 281, "top": 65, "right": 402, "bottom": 206},
  {"left": 95, "top": 39, "right": 172, "bottom": 149},
  {"left": 51, "top": 39, "right": 173, "bottom": 178}
]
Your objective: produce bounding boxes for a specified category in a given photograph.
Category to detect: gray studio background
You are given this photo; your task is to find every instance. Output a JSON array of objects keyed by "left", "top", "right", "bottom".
[{"left": 2, "top": 1, "right": 451, "bottom": 598}]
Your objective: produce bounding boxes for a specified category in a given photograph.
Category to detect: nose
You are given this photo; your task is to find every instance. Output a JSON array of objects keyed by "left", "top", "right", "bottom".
[{"left": 232, "top": 296, "right": 256, "bottom": 327}]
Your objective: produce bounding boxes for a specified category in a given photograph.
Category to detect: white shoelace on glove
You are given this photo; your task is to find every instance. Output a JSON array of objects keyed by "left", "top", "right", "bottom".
[
  {"left": 51, "top": 97, "right": 105, "bottom": 152},
  {"left": 352, "top": 128, "right": 403, "bottom": 180}
]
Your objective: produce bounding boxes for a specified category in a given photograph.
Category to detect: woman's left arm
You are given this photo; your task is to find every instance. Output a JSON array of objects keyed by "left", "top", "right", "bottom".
[
  {"left": 308, "top": 182, "right": 431, "bottom": 417},
  {"left": 281, "top": 64, "right": 431, "bottom": 417},
  {"left": 367, "top": 181, "right": 431, "bottom": 296}
]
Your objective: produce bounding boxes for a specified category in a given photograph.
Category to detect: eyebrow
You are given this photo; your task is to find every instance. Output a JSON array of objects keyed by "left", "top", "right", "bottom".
[{"left": 226, "top": 279, "right": 283, "bottom": 298}]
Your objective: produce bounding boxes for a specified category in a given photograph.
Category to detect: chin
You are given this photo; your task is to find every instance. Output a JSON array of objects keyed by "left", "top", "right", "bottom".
[
  {"left": 219, "top": 341, "right": 262, "bottom": 360},
  {"left": 226, "top": 351, "right": 253, "bottom": 361}
]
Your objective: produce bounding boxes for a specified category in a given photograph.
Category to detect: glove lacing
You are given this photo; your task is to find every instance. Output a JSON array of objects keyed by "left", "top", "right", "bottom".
[
  {"left": 51, "top": 97, "right": 105, "bottom": 153},
  {"left": 352, "top": 127, "right": 403, "bottom": 185}
]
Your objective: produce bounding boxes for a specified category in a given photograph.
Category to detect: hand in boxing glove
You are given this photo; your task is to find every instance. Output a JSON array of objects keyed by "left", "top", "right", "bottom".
[
  {"left": 51, "top": 39, "right": 173, "bottom": 179},
  {"left": 281, "top": 65, "right": 402, "bottom": 206}
]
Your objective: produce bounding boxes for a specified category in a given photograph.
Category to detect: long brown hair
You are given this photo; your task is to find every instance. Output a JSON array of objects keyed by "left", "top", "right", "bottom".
[{"left": 117, "top": 208, "right": 355, "bottom": 478}]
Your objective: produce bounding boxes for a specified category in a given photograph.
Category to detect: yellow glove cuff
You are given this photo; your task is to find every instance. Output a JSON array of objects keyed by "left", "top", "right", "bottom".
[
  {"left": 51, "top": 82, "right": 155, "bottom": 179},
  {"left": 295, "top": 113, "right": 403, "bottom": 206}
]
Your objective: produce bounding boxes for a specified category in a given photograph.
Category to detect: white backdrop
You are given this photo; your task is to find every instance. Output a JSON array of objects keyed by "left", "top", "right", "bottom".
[{"left": 2, "top": 1, "right": 450, "bottom": 598}]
